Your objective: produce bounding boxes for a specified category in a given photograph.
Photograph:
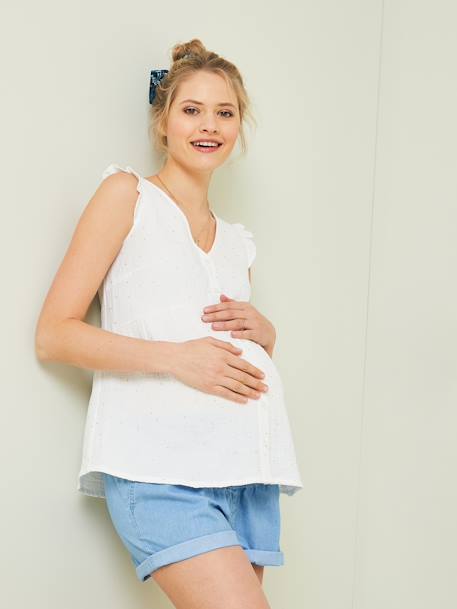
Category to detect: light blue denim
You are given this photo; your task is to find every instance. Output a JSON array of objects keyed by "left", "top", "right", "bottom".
[{"left": 102, "top": 472, "right": 284, "bottom": 582}]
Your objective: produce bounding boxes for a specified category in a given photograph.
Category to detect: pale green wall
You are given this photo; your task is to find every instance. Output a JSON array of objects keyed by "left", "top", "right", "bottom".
[{"left": 2, "top": 1, "right": 456, "bottom": 607}]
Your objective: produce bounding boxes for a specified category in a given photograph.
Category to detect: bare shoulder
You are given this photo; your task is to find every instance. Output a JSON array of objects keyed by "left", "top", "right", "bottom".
[
  {"left": 93, "top": 170, "right": 139, "bottom": 209},
  {"left": 83, "top": 171, "right": 140, "bottom": 241}
]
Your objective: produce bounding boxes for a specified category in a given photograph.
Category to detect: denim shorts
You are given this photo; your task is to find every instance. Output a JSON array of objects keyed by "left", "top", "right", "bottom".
[{"left": 102, "top": 473, "right": 284, "bottom": 582}]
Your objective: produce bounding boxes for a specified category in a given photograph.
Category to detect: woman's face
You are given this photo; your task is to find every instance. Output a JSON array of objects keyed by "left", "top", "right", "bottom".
[{"left": 164, "top": 70, "right": 241, "bottom": 172}]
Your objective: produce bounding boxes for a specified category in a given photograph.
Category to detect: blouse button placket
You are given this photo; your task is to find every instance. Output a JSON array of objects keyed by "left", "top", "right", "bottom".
[
  {"left": 200, "top": 251, "right": 272, "bottom": 482},
  {"left": 200, "top": 248, "right": 272, "bottom": 482},
  {"left": 200, "top": 253, "right": 221, "bottom": 297}
]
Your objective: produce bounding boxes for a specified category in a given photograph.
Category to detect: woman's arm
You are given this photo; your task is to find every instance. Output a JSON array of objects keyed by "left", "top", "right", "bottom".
[
  {"left": 35, "top": 172, "right": 175, "bottom": 375},
  {"left": 36, "top": 318, "right": 176, "bottom": 375}
]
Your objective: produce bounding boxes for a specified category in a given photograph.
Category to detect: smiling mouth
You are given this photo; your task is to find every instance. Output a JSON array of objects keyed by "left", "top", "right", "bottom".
[
  {"left": 190, "top": 142, "right": 224, "bottom": 152},
  {"left": 191, "top": 142, "right": 223, "bottom": 147}
]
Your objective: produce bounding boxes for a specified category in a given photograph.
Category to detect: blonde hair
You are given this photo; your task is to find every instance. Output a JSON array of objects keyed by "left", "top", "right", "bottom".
[{"left": 148, "top": 38, "right": 256, "bottom": 157}]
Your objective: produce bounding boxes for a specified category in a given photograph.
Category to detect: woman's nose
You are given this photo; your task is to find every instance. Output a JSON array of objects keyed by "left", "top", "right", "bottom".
[{"left": 199, "top": 123, "right": 219, "bottom": 134}]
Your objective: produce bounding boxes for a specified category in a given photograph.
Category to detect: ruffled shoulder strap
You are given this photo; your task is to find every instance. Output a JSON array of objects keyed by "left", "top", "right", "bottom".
[
  {"left": 102, "top": 163, "right": 141, "bottom": 184},
  {"left": 232, "top": 222, "right": 257, "bottom": 268}
]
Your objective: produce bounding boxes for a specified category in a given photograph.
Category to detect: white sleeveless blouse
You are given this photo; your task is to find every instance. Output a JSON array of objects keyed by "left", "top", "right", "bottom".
[{"left": 77, "top": 164, "right": 303, "bottom": 498}]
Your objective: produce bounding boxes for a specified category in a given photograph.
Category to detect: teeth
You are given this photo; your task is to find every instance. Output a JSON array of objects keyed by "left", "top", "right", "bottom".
[{"left": 192, "top": 141, "right": 220, "bottom": 147}]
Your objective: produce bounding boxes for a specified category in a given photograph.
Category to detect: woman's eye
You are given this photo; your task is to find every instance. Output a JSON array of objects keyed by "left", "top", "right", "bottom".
[{"left": 183, "top": 107, "right": 233, "bottom": 118}]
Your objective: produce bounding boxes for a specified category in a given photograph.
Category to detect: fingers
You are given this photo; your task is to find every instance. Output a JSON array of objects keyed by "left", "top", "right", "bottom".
[
  {"left": 226, "top": 351, "right": 265, "bottom": 381},
  {"left": 211, "top": 367, "right": 268, "bottom": 403},
  {"left": 203, "top": 301, "right": 247, "bottom": 314},
  {"left": 225, "top": 362, "right": 269, "bottom": 393},
  {"left": 212, "top": 385, "right": 250, "bottom": 404},
  {"left": 202, "top": 307, "right": 246, "bottom": 321},
  {"left": 210, "top": 318, "right": 249, "bottom": 331},
  {"left": 209, "top": 337, "right": 243, "bottom": 355},
  {"left": 206, "top": 337, "right": 268, "bottom": 404},
  {"left": 223, "top": 376, "right": 267, "bottom": 400}
]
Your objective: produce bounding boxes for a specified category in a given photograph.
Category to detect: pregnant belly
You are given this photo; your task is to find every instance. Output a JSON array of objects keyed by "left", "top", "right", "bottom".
[{"left": 111, "top": 305, "right": 283, "bottom": 389}]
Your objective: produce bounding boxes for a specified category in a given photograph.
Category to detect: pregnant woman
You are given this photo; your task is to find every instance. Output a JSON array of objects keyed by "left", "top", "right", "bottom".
[{"left": 35, "top": 38, "right": 302, "bottom": 609}]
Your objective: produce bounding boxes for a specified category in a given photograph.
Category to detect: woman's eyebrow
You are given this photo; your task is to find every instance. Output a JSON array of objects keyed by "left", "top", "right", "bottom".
[{"left": 179, "top": 98, "right": 237, "bottom": 108}]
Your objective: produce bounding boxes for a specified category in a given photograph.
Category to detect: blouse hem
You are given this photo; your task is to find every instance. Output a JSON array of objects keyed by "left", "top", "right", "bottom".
[{"left": 77, "top": 469, "right": 303, "bottom": 499}]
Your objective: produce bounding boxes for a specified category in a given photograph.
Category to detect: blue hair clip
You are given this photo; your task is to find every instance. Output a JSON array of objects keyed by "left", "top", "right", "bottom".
[{"left": 149, "top": 69, "right": 169, "bottom": 104}]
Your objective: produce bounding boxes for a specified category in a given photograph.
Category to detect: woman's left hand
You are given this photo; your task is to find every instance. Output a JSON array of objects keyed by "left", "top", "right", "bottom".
[{"left": 201, "top": 294, "right": 276, "bottom": 356}]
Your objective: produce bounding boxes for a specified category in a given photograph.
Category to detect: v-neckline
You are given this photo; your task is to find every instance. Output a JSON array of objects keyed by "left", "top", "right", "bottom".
[{"left": 142, "top": 177, "right": 219, "bottom": 258}]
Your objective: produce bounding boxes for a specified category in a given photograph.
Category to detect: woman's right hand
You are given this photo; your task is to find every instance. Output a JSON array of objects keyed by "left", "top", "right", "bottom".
[{"left": 170, "top": 337, "right": 269, "bottom": 404}]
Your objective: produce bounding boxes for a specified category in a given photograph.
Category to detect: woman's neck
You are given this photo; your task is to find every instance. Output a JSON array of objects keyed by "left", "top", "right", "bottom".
[{"left": 148, "top": 157, "right": 214, "bottom": 218}]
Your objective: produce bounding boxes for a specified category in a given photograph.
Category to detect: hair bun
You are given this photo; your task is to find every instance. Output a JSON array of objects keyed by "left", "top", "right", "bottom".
[{"left": 172, "top": 38, "right": 207, "bottom": 63}]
